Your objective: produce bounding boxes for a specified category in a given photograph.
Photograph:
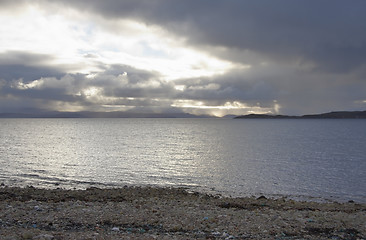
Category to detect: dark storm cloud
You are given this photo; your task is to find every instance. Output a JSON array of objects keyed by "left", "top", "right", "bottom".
[
  {"left": 175, "top": 69, "right": 278, "bottom": 103},
  {"left": 33, "top": 0, "right": 365, "bottom": 115},
  {"left": 0, "top": 61, "right": 178, "bottom": 112},
  {"left": 84, "top": 64, "right": 175, "bottom": 99},
  {"left": 4, "top": 87, "right": 80, "bottom": 102},
  {"left": 0, "top": 52, "right": 65, "bottom": 83},
  {"left": 102, "top": 65, "right": 161, "bottom": 85},
  {"left": 0, "top": 65, "right": 63, "bottom": 83},
  {"left": 1, "top": 0, "right": 366, "bottom": 115},
  {"left": 3, "top": 0, "right": 366, "bottom": 74},
  {"left": 173, "top": 61, "right": 366, "bottom": 115},
  {"left": 52, "top": 0, "right": 366, "bottom": 73}
]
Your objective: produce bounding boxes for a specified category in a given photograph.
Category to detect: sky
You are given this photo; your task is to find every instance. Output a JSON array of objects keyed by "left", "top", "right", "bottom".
[{"left": 1, "top": 0, "right": 366, "bottom": 117}]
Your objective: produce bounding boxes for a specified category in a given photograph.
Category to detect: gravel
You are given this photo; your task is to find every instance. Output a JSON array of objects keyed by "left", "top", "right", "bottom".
[{"left": 0, "top": 186, "right": 365, "bottom": 239}]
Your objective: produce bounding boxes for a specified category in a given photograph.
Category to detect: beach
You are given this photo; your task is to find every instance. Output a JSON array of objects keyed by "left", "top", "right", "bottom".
[{"left": 0, "top": 186, "right": 365, "bottom": 239}]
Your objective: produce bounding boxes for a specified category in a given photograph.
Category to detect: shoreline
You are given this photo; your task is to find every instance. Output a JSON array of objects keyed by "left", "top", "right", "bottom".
[
  {"left": 1, "top": 186, "right": 365, "bottom": 239},
  {"left": 3, "top": 181, "right": 365, "bottom": 204}
]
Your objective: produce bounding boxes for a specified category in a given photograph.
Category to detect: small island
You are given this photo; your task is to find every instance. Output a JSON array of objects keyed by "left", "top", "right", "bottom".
[{"left": 234, "top": 111, "right": 366, "bottom": 119}]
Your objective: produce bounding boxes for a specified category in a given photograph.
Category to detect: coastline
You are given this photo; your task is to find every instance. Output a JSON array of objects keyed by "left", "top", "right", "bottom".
[{"left": 0, "top": 186, "right": 365, "bottom": 239}]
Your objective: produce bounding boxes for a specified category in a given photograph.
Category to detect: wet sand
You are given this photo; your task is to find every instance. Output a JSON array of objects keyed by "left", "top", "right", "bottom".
[{"left": 0, "top": 186, "right": 365, "bottom": 239}]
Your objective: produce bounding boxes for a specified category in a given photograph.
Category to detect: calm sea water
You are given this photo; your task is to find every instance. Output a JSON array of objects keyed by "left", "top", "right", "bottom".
[{"left": 0, "top": 118, "right": 365, "bottom": 202}]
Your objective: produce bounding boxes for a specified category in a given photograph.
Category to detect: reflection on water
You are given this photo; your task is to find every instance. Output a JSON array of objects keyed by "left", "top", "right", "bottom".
[{"left": 0, "top": 118, "right": 365, "bottom": 202}]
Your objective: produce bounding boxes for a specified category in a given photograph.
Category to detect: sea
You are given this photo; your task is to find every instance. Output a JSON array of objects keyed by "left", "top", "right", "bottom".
[{"left": 0, "top": 118, "right": 365, "bottom": 202}]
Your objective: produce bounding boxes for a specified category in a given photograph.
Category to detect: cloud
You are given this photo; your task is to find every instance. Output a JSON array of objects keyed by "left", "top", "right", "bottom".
[
  {"left": 2, "top": 58, "right": 365, "bottom": 116},
  {"left": 52, "top": 0, "right": 366, "bottom": 72},
  {"left": 0, "top": 59, "right": 277, "bottom": 116},
  {"left": 1, "top": 1, "right": 366, "bottom": 116},
  {"left": 0, "top": 61, "right": 175, "bottom": 112},
  {"left": 0, "top": 51, "right": 66, "bottom": 83}
]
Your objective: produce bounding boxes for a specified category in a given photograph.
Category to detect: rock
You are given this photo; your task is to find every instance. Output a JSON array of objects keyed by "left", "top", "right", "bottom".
[
  {"left": 21, "top": 232, "right": 34, "bottom": 239},
  {"left": 34, "top": 205, "right": 42, "bottom": 211},
  {"left": 222, "top": 232, "right": 230, "bottom": 237},
  {"left": 257, "top": 195, "right": 267, "bottom": 200},
  {"left": 34, "top": 234, "right": 54, "bottom": 240}
]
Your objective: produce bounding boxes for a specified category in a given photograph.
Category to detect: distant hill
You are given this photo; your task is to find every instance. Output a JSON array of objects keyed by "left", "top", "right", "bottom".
[
  {"left": 302, "top": 111, "right": 366, "bottom": 119},
  {"left": 0, "top": 111, "right": 214, "bottom": 118},
  {"left": 234, "top": 114, "right": 297, "bottom": 119},
  {"left": 234, "top": 111, "right": 366, "bottom": 119}
]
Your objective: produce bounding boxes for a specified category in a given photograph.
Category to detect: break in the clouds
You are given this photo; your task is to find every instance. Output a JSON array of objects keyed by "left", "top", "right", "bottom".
[{"left": 1, "top": 0, "right": 366, "bottom": 116}]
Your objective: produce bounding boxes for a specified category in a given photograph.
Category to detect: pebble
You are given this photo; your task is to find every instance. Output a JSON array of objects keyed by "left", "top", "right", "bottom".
[
  {"left": 21, "top": 232, "right": 33, "bottom": 239},
  {"left": 0, "top": 186, "right": 364, "bottom": 240},
  {"left": 222, "top": 232, "right": 230, "bottom": 237},
  {"left": 34, "top": 206, "right": 42, "bottom": 211}
]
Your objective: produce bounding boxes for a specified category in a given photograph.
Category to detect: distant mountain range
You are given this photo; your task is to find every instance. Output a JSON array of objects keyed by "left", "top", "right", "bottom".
[
  {"left": 1, "top": 110, "right": 366, "bottom": 119},
  {"left": 0, "top": 111, "right": 213, "bottom": 118},
  {"left": 234, "top": 111, "right": 366, "bottom": 119}
]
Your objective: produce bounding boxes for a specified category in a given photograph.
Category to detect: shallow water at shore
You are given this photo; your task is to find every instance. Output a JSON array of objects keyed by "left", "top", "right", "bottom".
[{"left": 1, "top": 118, "right": 365, "bottom": 202}]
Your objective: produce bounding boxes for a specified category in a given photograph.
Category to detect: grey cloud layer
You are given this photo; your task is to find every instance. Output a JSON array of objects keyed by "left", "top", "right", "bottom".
[
  {"left": 51, "top": 0, "right": 366, "bottom": 114},
  {"left": 0, "top": 53, "right": 177, "bottom": 112},
  {"left": 0, "top": 52, "right": 276, "bottom": 113},
  {"left": 1, "top": 1, "right": 366, "bottom": 115},
  {"left": 54, "top": 0, "right": 366, "bottom": 72}
]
